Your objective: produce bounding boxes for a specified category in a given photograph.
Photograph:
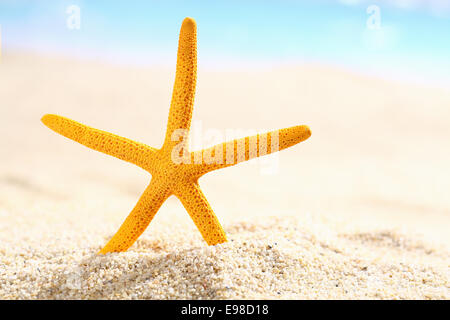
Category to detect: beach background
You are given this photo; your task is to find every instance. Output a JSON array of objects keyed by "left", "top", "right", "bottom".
[{"left": 0, "top": 0, "right": 449, "bottom": 299}]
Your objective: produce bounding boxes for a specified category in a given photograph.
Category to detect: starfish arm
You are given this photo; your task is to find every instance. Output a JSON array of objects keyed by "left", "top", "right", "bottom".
[
  {"left": 175, "top": 182, "right": 227, "bottom": 245},
  {"left": 99, "top": 178, "right": 171, "bottom": 254},
  {"left": 162, "top": 17, "right": 197, "bottom": 151},
  {"left": 41, "top": 114, "right": 158, "bottom": 171},
  {"left": 190, "top": 125, "right": 311, "bottom": 176}
]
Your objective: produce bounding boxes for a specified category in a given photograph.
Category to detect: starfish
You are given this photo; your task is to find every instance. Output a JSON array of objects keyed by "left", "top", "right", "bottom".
[{"left": 41, "top": 17, "right": 311, "bottom": 254}]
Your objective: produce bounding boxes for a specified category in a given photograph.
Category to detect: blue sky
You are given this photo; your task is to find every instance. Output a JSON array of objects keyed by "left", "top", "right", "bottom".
[{"left": 1, "top": 0, "right": 449, "bottom": 84}]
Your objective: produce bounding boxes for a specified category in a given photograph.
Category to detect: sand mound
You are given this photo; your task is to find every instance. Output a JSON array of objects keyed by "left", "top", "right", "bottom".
[{"left": 1, "top": 215, "right": 448, "bottom": 299}]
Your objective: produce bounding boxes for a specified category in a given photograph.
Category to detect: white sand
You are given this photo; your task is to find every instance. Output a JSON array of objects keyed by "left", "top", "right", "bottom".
[
  {"left": 0, "top": 211, "right": 448, "bottom": 299},
  {"left": 0, "top": 53, "right": 449, "bottom": 299}
]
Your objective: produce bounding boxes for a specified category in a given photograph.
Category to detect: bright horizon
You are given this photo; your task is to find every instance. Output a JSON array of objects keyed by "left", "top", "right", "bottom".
[{"left": 1, "top": 0, "right": 450, "bottom": 86}]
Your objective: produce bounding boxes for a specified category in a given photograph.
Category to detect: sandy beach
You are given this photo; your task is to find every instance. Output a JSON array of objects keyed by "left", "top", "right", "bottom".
[{"left": 0, "top": 53, "right": 449, "bottom": 299}]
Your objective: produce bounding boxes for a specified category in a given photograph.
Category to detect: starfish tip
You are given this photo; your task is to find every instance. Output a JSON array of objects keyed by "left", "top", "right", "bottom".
[
  {"left": 290, "top": 125, "right": 311, "bottom": 141},
  {"left": 303, "top": 125, "right": 312, "bottom": 139},
  {"left": 181, "top": 17, "right": 196, "bottom": 31},
  {"left": 41, "top": 114, "right": 54, "bottom": 127}
]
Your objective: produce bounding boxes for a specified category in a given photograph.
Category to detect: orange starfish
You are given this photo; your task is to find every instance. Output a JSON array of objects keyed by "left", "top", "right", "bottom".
[{"left": 41, "top": 17, "right": 311, "bottom": 254}]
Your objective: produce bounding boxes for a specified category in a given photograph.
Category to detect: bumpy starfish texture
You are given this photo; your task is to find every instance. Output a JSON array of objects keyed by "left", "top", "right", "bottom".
[{"left": 41, "top": 17, "right": 311, "bottom": 254}]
